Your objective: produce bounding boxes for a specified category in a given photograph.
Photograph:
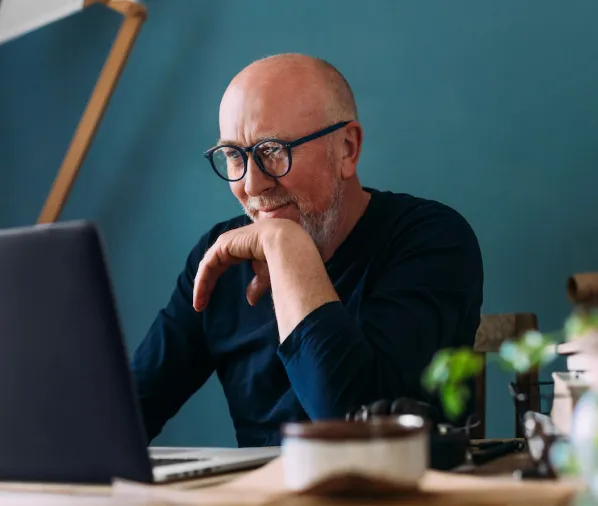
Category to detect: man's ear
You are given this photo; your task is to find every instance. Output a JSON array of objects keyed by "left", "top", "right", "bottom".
[{"left": 340, "top": 122, "right": 363, "bottom": 180}]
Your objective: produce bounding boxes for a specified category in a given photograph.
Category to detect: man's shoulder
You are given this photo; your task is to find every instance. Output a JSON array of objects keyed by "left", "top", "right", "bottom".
[
  {"left": 369, "top": 188, "right": 477, "bottom": 239},
  {"left": 369, "top": 188, "right": 483, "bottom": 289},
  {"left": 368, "top": 188, "right": 482, "bottom": 270}
]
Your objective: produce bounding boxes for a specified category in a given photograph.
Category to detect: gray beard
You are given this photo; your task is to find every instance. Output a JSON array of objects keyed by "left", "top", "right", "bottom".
[
  {"left": 242, "top": 177, "right": 343, "bottom": 253},
  {"left": 297, "top": 178, "right": 343, "bottom": 252}
]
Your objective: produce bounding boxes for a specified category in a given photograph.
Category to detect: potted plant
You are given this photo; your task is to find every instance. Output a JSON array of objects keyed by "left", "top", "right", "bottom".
[{"left": 422, "top": 307, "right": 598, "bottom": 495}]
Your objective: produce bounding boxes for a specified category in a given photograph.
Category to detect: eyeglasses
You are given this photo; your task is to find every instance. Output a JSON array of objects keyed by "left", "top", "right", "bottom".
[{"left": 203, "top": 121, "right": 351, "bottom": 182}]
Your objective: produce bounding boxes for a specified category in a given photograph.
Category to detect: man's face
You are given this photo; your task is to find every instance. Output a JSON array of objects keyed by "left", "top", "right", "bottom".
[{"left": 218, "top": 81, "right": 344, "bottom": 250}]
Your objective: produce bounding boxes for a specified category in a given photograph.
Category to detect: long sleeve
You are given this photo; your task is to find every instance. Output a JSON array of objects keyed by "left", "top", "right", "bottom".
[
  {"left": 130, "top": 242, "right": 215, "bottom": 442},
  {"left": 276, "top": 206, "right": 483, "bottom": 421}
]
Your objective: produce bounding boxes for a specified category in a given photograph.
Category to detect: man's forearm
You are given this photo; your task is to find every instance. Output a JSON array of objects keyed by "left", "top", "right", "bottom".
[{"left": 264, "top": 222, "right": 339, "bottom": 342}]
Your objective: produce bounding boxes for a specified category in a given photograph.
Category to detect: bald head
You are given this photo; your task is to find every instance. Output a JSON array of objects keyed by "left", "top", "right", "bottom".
[
  {"left": 219, "top": 54, "right": 357, "bottom": 137},
  {"left": 247, "top": 54, "right": 358, "bottom": 122}
]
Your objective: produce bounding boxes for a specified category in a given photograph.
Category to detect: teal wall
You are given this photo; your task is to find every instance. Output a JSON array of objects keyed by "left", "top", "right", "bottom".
[{"left": 1, "top": 0, "right": 597, "bottom": 446}]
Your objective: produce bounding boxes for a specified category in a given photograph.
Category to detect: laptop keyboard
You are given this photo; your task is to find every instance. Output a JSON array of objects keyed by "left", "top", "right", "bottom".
[{"left": 151, "top": 457, "right": 208, "bottom": 467}]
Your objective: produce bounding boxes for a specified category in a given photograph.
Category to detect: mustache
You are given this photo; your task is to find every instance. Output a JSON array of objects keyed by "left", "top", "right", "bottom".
[{"left": 246, "top": 192, "right": 297, "bottom": 213}]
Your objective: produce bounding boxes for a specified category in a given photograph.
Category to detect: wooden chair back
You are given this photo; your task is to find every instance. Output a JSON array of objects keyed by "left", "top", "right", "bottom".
[{"left": 471, "top": 313, "right": 540, "bottom": 439}]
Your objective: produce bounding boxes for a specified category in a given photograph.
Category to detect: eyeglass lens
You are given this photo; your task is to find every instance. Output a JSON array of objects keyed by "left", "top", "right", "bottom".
[{"left": 211, "top": 142, "right": 289, "bottom": 181}]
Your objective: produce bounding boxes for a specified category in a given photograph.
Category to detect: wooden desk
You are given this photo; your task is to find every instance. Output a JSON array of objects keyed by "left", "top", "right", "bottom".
[{"left": 0, "top": 449, "right": 582, "bottom": 506}]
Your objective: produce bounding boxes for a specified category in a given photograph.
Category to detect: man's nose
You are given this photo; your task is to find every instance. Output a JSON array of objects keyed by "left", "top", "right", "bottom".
[{"left": 244, "top": 154, "right": 276, "bottom": 197}]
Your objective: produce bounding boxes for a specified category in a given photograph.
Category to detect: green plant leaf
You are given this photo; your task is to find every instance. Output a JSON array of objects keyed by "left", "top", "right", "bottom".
[
  {"left": 523, "top": 330, "right": 544, "bottom": 348},
  {"left": 498, "top": 330, "right": 557, "bottom": 373},
  {"left": 423, "top": 348, "right": 483, "bottom": 419},
  {"left": 423, "top": 347, "right": 483, "bottom": 394},
  {"left": 498, "top": 342, "right": 531, "bottom": 372},
  {"left": 549, "top": 440, "right": 580, "bottom": 477},
  {"left": 422, "top": 350, "right": 451, "bottom": 392},
  {"left": 448, "top": 348, "right": 483, "bottom": 382},
  {"left": 565, "top": 309, "right": 598, "bottom": 341},
  {"left": 442, "top": 383, "right": 469, "bottom": 420}
]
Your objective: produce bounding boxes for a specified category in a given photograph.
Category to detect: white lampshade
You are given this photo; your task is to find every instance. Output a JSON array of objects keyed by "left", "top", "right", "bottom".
[{"left": 0, "top": 0, "right": 85, "bottom": 45}]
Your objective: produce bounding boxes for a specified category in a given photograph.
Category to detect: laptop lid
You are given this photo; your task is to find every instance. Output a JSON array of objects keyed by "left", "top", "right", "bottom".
[{"left": 0, "top": 221, "right": 153, "bottom": 484}]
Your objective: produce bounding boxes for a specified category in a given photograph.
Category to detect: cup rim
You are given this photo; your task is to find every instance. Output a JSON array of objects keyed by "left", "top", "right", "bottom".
[{"left": 282, "top": 414, "right": 430, "bottom": 441}]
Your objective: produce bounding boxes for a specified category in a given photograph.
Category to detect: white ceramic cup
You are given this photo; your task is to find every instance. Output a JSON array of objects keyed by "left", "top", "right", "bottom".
[{"left": 281, "top": 414, "right": 429, "bottom": 492}]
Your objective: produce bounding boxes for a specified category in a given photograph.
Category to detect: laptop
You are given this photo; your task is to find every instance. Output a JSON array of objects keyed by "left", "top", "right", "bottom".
[{"left": 0, "top": 220, "right": 279, "bottom": 484}]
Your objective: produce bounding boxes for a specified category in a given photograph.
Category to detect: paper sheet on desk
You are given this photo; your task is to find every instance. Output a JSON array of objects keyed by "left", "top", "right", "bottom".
[{"left": 112, "top": 457, "right": 583, "bottom": 506}]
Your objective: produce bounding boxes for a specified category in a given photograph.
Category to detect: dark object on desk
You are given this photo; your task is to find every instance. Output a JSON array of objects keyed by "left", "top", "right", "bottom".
[
  {"left": 346, "top": 397, "right": 525, "bottom": 471},
  {"left": 469, "top": 439, "right": 525, "bottom": 466}
]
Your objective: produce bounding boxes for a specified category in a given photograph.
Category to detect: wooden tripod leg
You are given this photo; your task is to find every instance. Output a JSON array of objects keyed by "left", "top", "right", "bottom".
[{"left": 37, "top": 4, "right": 147, "bottom": 224}]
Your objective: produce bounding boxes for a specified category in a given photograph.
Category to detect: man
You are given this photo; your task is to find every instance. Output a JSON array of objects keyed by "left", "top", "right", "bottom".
[{"left": 130, "top": 54, "right": 483, "bottom": 447}]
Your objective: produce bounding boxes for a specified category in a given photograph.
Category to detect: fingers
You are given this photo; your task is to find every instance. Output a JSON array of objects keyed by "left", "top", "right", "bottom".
[
  {"left": 193, "top": 240, "right": 240, "bottom": 312},
  {"left": 193, "top": 226, "right": 268, "bottom": 312},
  {"left": 193, "top": 256, "right": 224, "bottom": 312},
  {"left": 246, "top": 260, "right": 271, "bottom": 306}
]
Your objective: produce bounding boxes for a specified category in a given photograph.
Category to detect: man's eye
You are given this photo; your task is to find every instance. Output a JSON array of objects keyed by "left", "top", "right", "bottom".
[{"left": 226, "top": 150, "right": 241, "bottom": 160}]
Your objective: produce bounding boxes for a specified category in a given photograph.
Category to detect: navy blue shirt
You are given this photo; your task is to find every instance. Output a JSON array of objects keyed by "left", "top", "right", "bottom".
[{"left": 130, "top": 188, "right": 483, "bottom": 447}]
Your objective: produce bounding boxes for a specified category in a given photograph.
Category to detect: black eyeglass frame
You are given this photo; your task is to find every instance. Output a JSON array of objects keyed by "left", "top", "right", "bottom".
[{"left": 203, "top": 120, "right": 352, "bottom": 182}]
